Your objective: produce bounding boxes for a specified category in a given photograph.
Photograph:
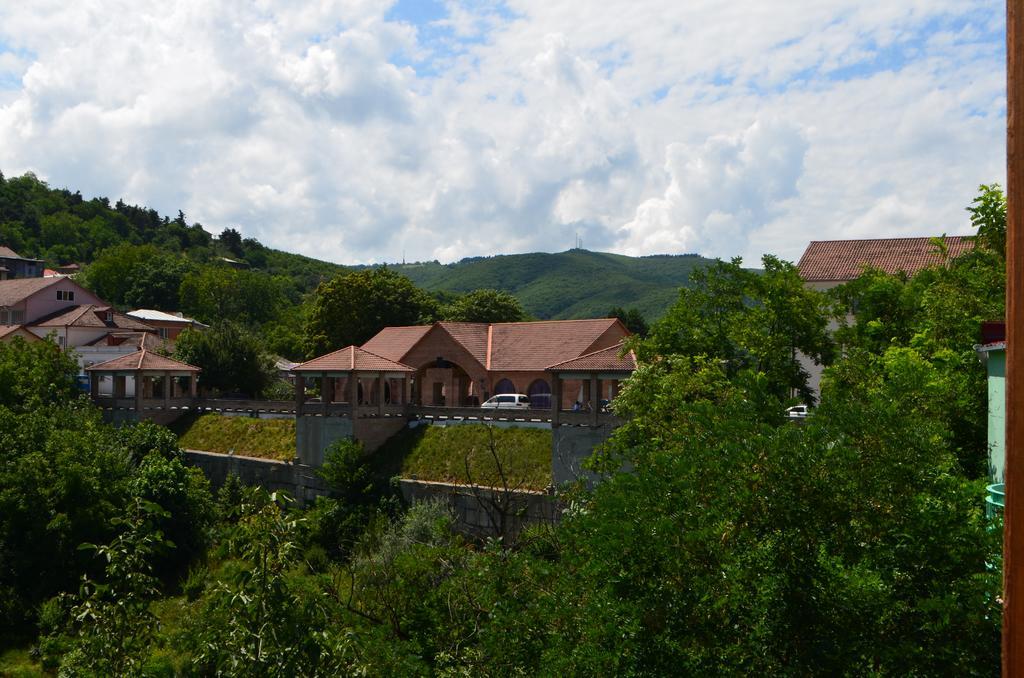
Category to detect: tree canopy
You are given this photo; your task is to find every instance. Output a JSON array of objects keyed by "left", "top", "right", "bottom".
[
  {"left": 304, "top": 267, "right": 438, "bottom": 356},
  {"left": 441, "top": 288, "right": 527, "bottom": 323}
]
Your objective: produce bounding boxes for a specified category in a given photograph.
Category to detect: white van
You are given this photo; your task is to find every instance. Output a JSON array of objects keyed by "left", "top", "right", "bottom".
[{"left": 481, "top": 394, "right": 531, "bottom": 409}]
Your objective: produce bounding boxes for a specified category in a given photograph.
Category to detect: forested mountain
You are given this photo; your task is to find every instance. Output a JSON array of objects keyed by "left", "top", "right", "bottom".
[
  {"left": 393, "top": 249, "right": 714, "bottom": 320},
  {"left": 0, "top": 171, "right": 716, "bottom": 322}
]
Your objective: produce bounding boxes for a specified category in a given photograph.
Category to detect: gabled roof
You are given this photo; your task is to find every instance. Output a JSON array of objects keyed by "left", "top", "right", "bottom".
[
  {"left": 797, "top": 236, "right": 974, "bottom": 282},
  {"left": 83, "top": 331, "right": 167, "bottom": 350},
  {"left": 359, "top": 317, "right": 628, "bottom": 373},
  {"left": 85, "top": 349, "right": 200, "bottom": 372},
  {"left": 361, "top": 325, "right": 432, "bottom": 362},
  {"left": 0, "top": 277, "right": 62, "bottom": 306},
  {"left": 488, "top": 318, "right": 623, "bottom": 371},
  {"left": 436, "top": 322, "right": 488, "bottom": 366},
  {"left": 0, "top": 246, "right": 43, "bottom": 262},
  {"left": 31, "top": 304, "right": 155, "bottom": 331},
  {"left": 126, "top": 308, "right": 208, "bottom": 327},
  {"left": 0, "top": 325, "right": 41, "bottom": 342},
  {"left": 292, "top": 345, "right": 415, "bottom": 373},
  {"left": 546, "top": 341, "right": 637, "bottom": 372}
]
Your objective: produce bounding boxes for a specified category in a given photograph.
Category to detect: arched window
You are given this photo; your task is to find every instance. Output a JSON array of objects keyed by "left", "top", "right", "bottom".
[
  {"left": 494, "top": 378, "right": 515, "bottom": 395},
  {"left": 527, "top": 378, "right": 551, "bottom": 409}
]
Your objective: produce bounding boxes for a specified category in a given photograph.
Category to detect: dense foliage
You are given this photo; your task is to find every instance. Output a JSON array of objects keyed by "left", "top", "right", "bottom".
[
  {"left": 0, "top": 339, "right": 213, "bottom": 641},
  {"left": 644, "top": 254, "right": 834, "bottom": 403},
  {"left": 0, "top": 184, "right": 1006, "bottom": 675},
  {"left": 304, "top": 266, "right": 439, "bottom": 356},
  {"left": 173, "top": 322, "right": 279, "bottom": 398},
  {"left": 440, "top": 288, "right": 528, "bottom": 323}
]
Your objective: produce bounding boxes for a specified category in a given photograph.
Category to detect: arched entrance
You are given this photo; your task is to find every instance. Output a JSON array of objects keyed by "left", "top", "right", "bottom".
[
  {"left": 414, "top": 357, "right": 478, "bottom": 407},
  {"left": 527, "top": 378, "right": 551, "bottom": 409}
]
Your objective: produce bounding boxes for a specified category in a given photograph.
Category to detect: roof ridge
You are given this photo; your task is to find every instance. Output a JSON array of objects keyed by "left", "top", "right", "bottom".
[
  {"left": 486, "top": 324, "right": 493, "bottom": 370},
  {"left": 806, "top": 235, "right": 972, "bottom": 245},
  {"left": 489, "top": 317, "right": 616, "bottom": 327}
]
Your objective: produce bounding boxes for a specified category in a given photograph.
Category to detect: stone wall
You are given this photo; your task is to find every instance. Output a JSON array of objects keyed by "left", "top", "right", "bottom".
[
  {"left": 183, "top": 450, "right": 330, "bottom": 505},
  {"left": 399, "top": 478, "right": 560, "bottom": 540}
]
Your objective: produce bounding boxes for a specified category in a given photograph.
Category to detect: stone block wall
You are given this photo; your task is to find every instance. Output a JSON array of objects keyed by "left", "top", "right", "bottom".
[
  {"left": 183, "top": 450, "right": 330, "bottom": 505},
  {"left": 399, "top": 478, "right": 560, "bottom": 540}
]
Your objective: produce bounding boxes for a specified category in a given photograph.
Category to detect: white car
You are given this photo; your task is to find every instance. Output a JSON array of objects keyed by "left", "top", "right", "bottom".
[
  {"left": 786, "top": 404, "right": 810, "bottom": 418},
  {"left": 481, "top": 394, "right": 531, "bottom": 409}
]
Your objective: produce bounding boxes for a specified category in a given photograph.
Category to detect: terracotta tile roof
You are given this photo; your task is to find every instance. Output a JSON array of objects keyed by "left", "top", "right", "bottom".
[
  {"left": 797, "top": 236, "right": 974, "bottom": 282},
  {"left": 360, "top": 325, "right": 432, "bottom": 362},
  {"left": 31, "top": 304, "right": 156, "bottom": 331},
  {"left": 0, "top": 277, "right": 62, "bottom": 306},
  {"left": 85, "top": 349, "right": 200, "bottom": 372},
  {"left": 0, "top": 325, "right": 39, "bottom": 341},
  {"left": 84, "top": 331, "right": 167, "bottom": 350},
  {"left": 436, "top": 322, "right": 489, "bottom": 366},
  {"left": 488, "top": 318, "right": 623, "bottom": 371},
  {"left": 546, "top": 341, "right": 637, "bottom": 372},
  {"left": 292, "top": 345, "right": 415, "bottom": 373},
  {"left": 360, "top": 318, "right": 628, "bottom": 372}
]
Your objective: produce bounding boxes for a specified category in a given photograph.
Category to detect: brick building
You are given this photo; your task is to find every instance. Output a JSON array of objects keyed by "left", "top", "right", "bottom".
[{"left": 358, "top": 318, "right": 631, "bottom": 408}]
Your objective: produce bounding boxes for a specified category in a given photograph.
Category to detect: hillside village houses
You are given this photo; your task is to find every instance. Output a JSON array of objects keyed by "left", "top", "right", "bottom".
[{"left": 0, "top": 248, "right": 206, "bottom": 396}]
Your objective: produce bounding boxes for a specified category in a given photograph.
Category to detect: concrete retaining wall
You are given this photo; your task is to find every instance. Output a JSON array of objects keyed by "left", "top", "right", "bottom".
[
  {"left": 399, "top": 478, "right": 560, "bottom": 540},
  {"left": 551, "top": 425, "right": 617, "bottom": 487},
  {"left": 295, "top": 417, "right": 354, "bottom": 466},
  {"left": 183, "top": 450, "right": 330, "bottom": 505}
]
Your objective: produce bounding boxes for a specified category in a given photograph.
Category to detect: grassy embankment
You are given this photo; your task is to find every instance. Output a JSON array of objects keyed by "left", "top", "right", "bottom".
[
  {"left": 170, "top": 413, "right": 296, "bottom": 461},
  {"left": 172, "top": 414, "right": 552, "bottom": 490},
  {"left": 372, "top": 423, "right": 552, "bottom": 491}
]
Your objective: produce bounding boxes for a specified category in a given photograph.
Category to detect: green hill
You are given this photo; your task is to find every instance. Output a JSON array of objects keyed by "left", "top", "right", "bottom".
[
  {"left": 0, "top": 171, "right": 714, "bottom": 322},
  {"left": 393, "top": 249, "right": 714, "bottom": 320}
]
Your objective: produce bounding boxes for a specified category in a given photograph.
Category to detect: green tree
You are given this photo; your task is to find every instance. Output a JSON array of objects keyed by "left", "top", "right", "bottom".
[
  {"left": 219, "top": 227, "right": 244, "bottom": 258},
  {"left": 0, "top": 336, "right": 80, "bottom": 412},
  {"left": 442, "top": 289, "right": 527, "bottom": 323},
  {"left": 184, "top": 490, "right": 346, "bottom": 676},
  {"left": 968, "top": 183, "right": 1006, "bottom": 257},
  {"left": 79, "top": 243, "right": 162, "bottom": 306},
  {"left": 645, "top": 255, "right": 833, "bottom": 403},
  {"left": 53, "top": 499, "right": 172, "bottom": 676},
  {"left": 123, "top": 254, "right": 195, "bottom": 311},
  {"left": 173, "top": 322, "right": 276, "bottom": 397},
  {"left": 607, "top": 306, "right": 648, "bottom": 336},
  {"left": 179, "top": 266, "right": 288, "bottom": 326},
  {"left": 546, "top": 358, "right": 1000, "bottom": 674},
  {"left": 129, "top": 454, "right": 215, "bottom": 580},
  {"left": 304, "top": 267, "right": 438, "bottom": 356}
]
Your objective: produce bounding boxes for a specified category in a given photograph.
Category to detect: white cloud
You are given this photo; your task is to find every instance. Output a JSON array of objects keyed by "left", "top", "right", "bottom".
[
  {"left": 618, "top": 120, "right": 808, "bottom": 257},
  {"left": 0, "top": 0, "right": 1006, "bottom": 266}
]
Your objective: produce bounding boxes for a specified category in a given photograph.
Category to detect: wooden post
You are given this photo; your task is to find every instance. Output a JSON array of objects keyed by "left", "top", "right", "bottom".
[
  {"left": 134, "top": 374, "right": 144, "bottom": 414},
  {"left": 1005, "top": 0, "right": 1024, "bottom": 670},
  {"left": 189, "top": 374, "right": 197, "bottom": 398},
  {"left": 589, "top": 374, "right": 599, "bottom": 427},
  {"left": 349, "top": 373, "right": 358, "bottom": 419},
  {"left": 321, "top": 376, "right": 329, "bottom": 416},
  {"left": 294, "top": 375, "right": 305, "bottom": 416},
  {"left": 551, "top": 374, "right": 561, "bottom": 427}
]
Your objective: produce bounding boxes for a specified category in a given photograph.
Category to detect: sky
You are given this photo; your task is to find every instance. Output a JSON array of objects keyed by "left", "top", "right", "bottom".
[{"left": 0, "top": 1, "right": 1006, "bottom": 266}]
